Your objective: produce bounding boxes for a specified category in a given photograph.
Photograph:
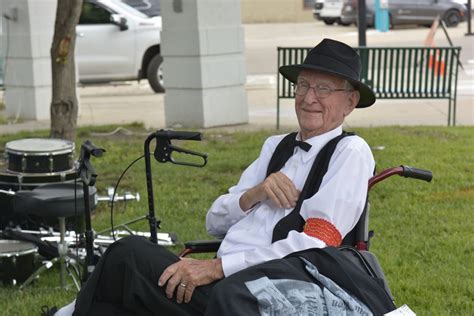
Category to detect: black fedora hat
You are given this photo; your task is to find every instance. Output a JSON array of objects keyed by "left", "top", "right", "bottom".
[{"left": 279, "top": 38, "right": 375, "bottom": 108}]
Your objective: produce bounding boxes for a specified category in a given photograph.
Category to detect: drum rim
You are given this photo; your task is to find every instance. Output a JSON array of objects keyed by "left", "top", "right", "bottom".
[
  {"left": 6, "top": 148, "right": 74, "bottom": 156},
  {"left": 5, "top": 138, "right": 75, "bottom": 155},
  {"left": 2, "top": 169, "right": 77, "bottom": 177},
  {"left": 0, "top": 240, "right": 38, "bottom": 257}
]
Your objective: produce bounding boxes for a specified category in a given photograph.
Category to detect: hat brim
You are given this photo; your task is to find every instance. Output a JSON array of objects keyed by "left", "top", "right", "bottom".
[{"left": 279, "top": 64, "right": 375, "bottom": 108}]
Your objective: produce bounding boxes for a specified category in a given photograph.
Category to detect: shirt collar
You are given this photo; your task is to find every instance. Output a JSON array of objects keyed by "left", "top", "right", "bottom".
[{"left": 296, "top": 126, "right": 343, "bottom": 163}]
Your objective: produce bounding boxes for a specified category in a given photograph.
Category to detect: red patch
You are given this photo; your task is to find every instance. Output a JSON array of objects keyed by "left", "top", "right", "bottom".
[{"left": 303, "top": 218, "right": 342, "bottom": 247}]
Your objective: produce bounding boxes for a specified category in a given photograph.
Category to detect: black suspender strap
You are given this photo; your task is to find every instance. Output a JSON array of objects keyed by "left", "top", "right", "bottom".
[
  {"left": 266, "top": 132, "right": 299, "bottom": 177},
  {"left": 271, "top": 131, "right": 355, "bottom": 243}
]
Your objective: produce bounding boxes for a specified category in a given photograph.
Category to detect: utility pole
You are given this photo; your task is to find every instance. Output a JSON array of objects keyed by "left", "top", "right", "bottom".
[
  {"left": 466, "top": 0, "right": 473, "bottom": 36},
  {"left": 358, "top": 0, "right": 367, "bottom": 46}
]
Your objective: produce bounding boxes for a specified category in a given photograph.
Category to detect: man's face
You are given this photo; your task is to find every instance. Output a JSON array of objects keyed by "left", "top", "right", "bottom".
[{"left": 295, "top": 70, "right": 360, "bottom": 140}]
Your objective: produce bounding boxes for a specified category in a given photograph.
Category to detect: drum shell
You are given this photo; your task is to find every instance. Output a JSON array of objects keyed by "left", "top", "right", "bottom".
[
  {"left": 7, "top": 152, "right": 74, "bottom": 174},
  {"left": 0, "top": 240, "right": 37, "bottom": 285},
  {"left": 0, "top": 171, "right": 78, "bottom": 229}
]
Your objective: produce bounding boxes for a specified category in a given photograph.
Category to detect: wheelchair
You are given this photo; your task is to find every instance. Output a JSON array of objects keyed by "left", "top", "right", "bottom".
[
  {"left": 178, "top": 165, "right": 433, "bottom": 304},
  {"left": 53, "top": 132, "right": 433, "bottom": 315}
]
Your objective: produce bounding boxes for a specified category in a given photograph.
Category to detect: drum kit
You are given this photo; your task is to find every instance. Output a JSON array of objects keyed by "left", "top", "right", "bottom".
[{"left": 0, "top": 134, "right": 193, "bottom": 290}]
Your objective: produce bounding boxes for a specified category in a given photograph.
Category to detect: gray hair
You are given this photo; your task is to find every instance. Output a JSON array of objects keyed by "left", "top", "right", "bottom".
[{"left": 343, "top": 80, "right": 355, "bottom": 91}]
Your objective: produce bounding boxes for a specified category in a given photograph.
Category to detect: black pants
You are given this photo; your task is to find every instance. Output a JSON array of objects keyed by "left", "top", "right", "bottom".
[
  {"left": 73, "top": 236, "right": 215, "bottom": 316},
  {"left": 73, "top": 236, "right": 394, "bottom": 316}
]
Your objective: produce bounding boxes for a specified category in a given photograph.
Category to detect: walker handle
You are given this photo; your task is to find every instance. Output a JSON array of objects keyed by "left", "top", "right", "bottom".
[{"left": 153, "top": 130, "right": 202, "bottom": 141}]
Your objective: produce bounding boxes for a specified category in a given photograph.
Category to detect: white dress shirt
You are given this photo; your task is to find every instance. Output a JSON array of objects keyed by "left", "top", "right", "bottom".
[{"left": 205, "top": 126, "right": 375, "bottom": 277}]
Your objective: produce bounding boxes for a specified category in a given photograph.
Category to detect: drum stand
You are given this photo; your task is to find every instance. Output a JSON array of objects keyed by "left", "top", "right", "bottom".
[
  {"left": 12, "top": 181, "right": 97, "bottom": 291},
  {"left": 20, "top": 216, "right": 82, "bottom": 291}
]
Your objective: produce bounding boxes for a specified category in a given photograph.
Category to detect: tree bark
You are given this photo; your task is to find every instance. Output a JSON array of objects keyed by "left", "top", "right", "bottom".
[{"left": 50, "top": 0, "right": 83, "bottom": 141}]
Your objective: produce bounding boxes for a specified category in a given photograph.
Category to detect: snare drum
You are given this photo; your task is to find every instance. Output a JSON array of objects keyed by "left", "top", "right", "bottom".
[
  {"left": 0, "top": 240, "right": 37, "bottom": 285},
  {"left": 5, "top": 138, "right": 75, "bottom": 174}
]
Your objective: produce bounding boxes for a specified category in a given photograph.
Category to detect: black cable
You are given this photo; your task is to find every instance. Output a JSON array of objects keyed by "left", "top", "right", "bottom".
[{"left": 110, "top": 154, "right": 145, "bottom": 241}]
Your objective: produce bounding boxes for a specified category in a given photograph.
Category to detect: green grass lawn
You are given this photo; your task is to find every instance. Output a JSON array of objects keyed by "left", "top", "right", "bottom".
[{"left": 0, "top": 125, "right": 472, "bottom": 315}]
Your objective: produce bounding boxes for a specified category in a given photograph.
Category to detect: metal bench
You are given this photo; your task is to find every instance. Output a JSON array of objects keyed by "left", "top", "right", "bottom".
[{"left": 276, "top": 46, "right": 462, "bottom": 128}]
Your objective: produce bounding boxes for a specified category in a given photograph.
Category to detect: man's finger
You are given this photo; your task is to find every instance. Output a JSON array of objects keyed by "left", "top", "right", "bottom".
[
  {"left": 275, "top": 173, "right": 299, "bottom": 194},
  {"left": 267, "top": 176, "right": 296, "bottom": 208},
  {"left": 278, "top": 175, "right": 299, "bottom": 200},
  {"left": 184, "top": 284, "right": 196, "bottom": 303},
  {"left": 158, "top": 262, "right": 179, "bottom": 287},
  {"left": 273, "top": 173, "right": 299, "bottom": 206},
  {"left": 165, "top": 270, "right": 182, "bottom": 299},
  {"left": 267, "top": 183, "right": 291, "bottom": 208},
  {"left": 264, "top": 183, "right": 281, "bottom": 207},
  {"left": 281, "top": 183, "right": 299, "bottom": 206},
  {"left": 175, "top": 281, "right": 187, "bottom": 304},
  {"left": 271, "top": 184, "right": 293, "bottom": 208}
]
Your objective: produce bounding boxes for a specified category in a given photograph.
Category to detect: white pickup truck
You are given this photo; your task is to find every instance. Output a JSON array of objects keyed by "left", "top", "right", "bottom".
[
  {"left": 313, "top": 0, "right": 349, "bottom": 26},
  {"left": 76, "top": 0, "right": 164, "bottom": 92}
]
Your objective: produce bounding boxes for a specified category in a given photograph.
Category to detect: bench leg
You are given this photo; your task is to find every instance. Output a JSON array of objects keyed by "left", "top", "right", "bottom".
[
  {"left": 448, "top": 97, "right": 457, "bottom": 127},
  {"left": 276, "top": 97, "right": 280, "bottom": 130},
  {"left": 448, "top": 98, "right": 452, "bottom": 126},
  {"left": 452, "top": 96, "right": 457, "bottom": 127}
]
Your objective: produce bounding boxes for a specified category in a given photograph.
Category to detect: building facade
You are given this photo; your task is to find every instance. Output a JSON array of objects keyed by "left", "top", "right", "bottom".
[{"left": 241, "top": 0, "right": 314, "bottom": 23}]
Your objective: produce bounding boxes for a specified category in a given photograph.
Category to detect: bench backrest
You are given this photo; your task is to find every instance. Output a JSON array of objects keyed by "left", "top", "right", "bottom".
[{"left": 277, "top": 46, "right": 461, "bottom": 100}]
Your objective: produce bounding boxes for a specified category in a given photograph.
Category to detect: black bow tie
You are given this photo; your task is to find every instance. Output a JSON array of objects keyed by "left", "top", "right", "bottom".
[{"left": 293, "top": 140, "right": 312, "bottom": 152}]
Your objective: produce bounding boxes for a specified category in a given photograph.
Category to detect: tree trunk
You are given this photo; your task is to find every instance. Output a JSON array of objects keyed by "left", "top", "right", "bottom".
[{"left": 50, "top": 0, "right": 83, "bottom": 141}]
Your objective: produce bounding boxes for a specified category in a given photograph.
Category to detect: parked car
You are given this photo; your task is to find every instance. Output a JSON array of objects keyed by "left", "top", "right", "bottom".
[
  {"left": 76, "top": 0, "right": 164, "bottom": 92},
  {"left": 340, "top": 0, "right": 467, "bottom": 28},
  {"left": 313, "top": 0, "right": 351, "bottom": 25},
  {"left": 313, "top": 0, "right": 325, "bottom": 20}
]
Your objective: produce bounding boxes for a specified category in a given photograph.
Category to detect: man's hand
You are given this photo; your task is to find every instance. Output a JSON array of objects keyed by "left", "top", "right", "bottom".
[
  {"left": 240, "top": 172, "right": 300, "bottom": 210},
  {"left": 158, "top": 258, "right": 224, "bottom": 304}
]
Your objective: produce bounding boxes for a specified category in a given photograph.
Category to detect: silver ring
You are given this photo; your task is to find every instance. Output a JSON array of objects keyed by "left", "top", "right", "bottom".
[{"left": 179, "top": 283, "right": 187, "bottom": 288}]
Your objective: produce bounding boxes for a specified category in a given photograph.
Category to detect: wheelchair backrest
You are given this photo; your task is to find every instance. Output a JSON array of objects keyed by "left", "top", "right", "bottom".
[{"left": 341, "top": 200, "right": 371, "bottom": 250}]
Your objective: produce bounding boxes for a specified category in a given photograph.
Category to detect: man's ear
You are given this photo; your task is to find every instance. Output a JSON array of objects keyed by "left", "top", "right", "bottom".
[{"left": 344, "top": 91, "right": 360, "bottom": 117}]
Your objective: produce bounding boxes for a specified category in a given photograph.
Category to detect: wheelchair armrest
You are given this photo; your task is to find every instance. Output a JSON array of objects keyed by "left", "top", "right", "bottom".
[
  {"left": 184, "top": 240, "right": 221, "bottom": 252},
  {"left": 179, "top": 240, "right": 222, "bottom": 257}
]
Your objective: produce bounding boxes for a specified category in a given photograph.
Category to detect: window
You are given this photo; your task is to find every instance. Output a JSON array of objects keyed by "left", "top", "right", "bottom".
[
  {"left": 303, "top": 0, "right": 314, "bottom": 9},
  {"left": 79, "top": 3, "right": 112, "bottom": 24}
]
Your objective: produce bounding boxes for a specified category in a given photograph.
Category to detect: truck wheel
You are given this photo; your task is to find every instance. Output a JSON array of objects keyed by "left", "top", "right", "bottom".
[
  {"left": 443, "top": 9, "right": 461, "bottom": 27},
  {"left": 147, "top": 54, "right": 164, "bottom": 93},
  {"left": 323, "top": 19, "right": 336, "bottom": 25},
  {"left": 337, "top": 18, "right": 350, "bottom": 26}
]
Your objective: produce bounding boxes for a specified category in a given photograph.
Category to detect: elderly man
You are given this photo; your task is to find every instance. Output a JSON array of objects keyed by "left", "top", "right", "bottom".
[{"left": 69, "top": 38, "right": 394, "bottom": 316}]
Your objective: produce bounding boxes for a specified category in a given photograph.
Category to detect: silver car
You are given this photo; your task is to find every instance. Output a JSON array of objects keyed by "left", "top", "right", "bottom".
[{"left": 340, "top": 0, "right": 467, "bottom": 27}]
